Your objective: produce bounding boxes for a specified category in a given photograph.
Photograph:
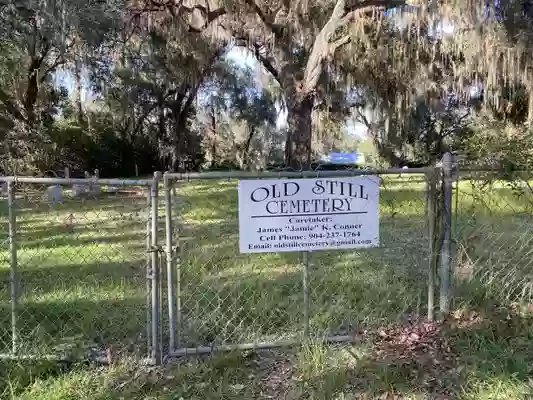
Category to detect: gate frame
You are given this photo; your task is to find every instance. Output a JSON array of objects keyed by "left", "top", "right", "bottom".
[
  {"left": 0, "top": 155, "right": 457, "bottom": 365},
  {"left": 0, "top": 175, "right": 157, "bottom": 364},
  {"left": 162, "top": 164, "right": 452, "bottom": 360}
]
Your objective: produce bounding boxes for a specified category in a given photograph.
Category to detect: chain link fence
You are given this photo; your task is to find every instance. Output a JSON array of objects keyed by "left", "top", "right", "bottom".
[
  {"left": 453, "top": 170, "right": 533, "bottom": 305},
  {"left": 0, "top": 170, "right": 442, "bottom": 364},
  {"left": 5, "top": 158, "right": 531, "bottom": 368},
  {"left": 0, "top": 177, "right": 152, "bottom": 364},
  {"left": 164, "top": 169, "right": 434, "bottom": 356}
]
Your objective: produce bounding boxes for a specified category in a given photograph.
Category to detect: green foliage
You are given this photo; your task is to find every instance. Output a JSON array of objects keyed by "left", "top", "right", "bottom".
[
  {"left": 3, "top": 0, "right": 533, "bottom": 174},
  {"left": 197, "top": 61, "right": 279, "bottom": 170},
  {"left": 32, "top": 118, "right": 157, "bottom": 177},
  {"left": 460, "top": 117, "right": 533, "bottom": 171}
]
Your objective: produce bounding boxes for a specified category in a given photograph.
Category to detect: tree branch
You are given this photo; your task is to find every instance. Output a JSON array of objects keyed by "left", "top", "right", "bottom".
[
  {"left": 303, "top": 0, "right": 408, "bottom": 95},
  {"left": 345, "top": 0, "right": 407, "bottom": 13},
  {"left": 40, "top": 57, "right": 66, "bottom": 82},
  {"left": 130, "top": 0, "right": 226, "bottom": 32},
  {"left": 330, "top": 34, "right": 351, "bottom": 52},
  {"left": 243, "top": 0, "right": 284, "bottom": 37},
  {"left": 340, "top": 0, "right": 410, "bottom": 27},
  {"left": 182, "top": 3, "right": 226, "bottom": 32},
  {"left": 132, "top": 45, "right": 227, "bottom": 136},
  {"left": 232, "top": 38, "right": 282, "bottom": 86},
  {"left": 252, "top": 45, "right": 282, "bottom": 85},
  {"left": 244, "top": 0, "right": 272, "bottom": 25},
  {"left": 0, "top": 89, "right": 26, "bottom": 122},
  {"left": 40, "top": 39, "right": 78, "bottom": 82},
  {"left": 177, "top": 46, "right": 226, "bottom": 121},
  {"left": 132, "top": 87, "right": 176, "bottom": 136},
  {"left": 354, "top": 107, "right": 372, "bottom": 129},
  {"left": 302, "top": 0, "right": 348, "bottom": 94}
]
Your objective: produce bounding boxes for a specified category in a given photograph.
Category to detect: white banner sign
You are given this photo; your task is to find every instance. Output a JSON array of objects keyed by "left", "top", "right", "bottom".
[{"left": 238, "top": 176, "right": 380, "bottom": 253}]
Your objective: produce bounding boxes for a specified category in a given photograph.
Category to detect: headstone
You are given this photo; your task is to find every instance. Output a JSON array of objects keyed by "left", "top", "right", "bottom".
[
  {"left": 72, "top": 184, "right": 90, "bottom": 198},
  {"left": 90, "top": 183, "right": 101, "bottom": 196},
  {"left": 106, "top": 186, "right": 120, "bottom": 194},
  {"left": 46, "top": 185, "right": 63, "bottom": 205}
]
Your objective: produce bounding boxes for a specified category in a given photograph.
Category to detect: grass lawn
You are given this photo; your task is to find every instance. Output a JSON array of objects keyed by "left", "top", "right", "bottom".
[
  {"left": 1, "top": 175, "right": 533, "bottom": 399},
  {"left": 0, "top": 185, "right": 150, "bottom": 359}
]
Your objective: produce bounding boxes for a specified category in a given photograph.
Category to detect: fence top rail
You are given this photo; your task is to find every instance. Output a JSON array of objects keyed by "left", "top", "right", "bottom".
[
  {"left": 165, "top": 167, "right": 434, "bottom": 181},
  {"left": 458, "top": 168, "right": 533, "bottom": 175},
  {"left": 0, "top": 176, "right": 154, "bottom": 186}
]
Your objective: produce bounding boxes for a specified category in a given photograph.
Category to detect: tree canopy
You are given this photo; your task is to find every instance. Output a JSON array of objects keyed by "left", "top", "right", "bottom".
[{"left": 1, "top": 0, "right": 532, "bottom": 174}]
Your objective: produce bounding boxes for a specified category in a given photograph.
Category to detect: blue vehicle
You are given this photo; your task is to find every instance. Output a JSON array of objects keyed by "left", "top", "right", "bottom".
[{"left": 312, "top": 152, "right": 367, "bottom": 170}]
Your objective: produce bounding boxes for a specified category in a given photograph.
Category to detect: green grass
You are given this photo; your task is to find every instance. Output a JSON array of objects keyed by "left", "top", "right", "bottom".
[
  {"left": 174, "top": 176, "right": 430, "bottom": 347},
  {"left": 1, "top": 175, "right": 533, "bottom": 399},
  {"left": 0, "top": 186, "right": 149, "bottom": 361}
]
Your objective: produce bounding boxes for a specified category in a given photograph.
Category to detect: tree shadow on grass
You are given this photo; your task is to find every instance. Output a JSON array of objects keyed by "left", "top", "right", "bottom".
[
  {"left": 0, "top": 210, "right": 429, "bottom": 357},
  {"left": 35, "top": 309, "right": 533, "bottom": 400},
  {"left": 161, "top": 214, "right": 431, "bottom": 349},
  {"left": 0, "top": 358, "right": 70, "bottom": 399},
  {"left": 0, "top": 295, "right": 147, "bottom": 359},
  {"left": 3, "top": 251, "right": 533, "bottom": 399},
  {"left": 0, "top": 258, "right": 148, "bottom": 359},
  {"left": 6, "top": 180, "right": 533, "bottom": 398},
  {"left": 0, "top": 259, "right": 146, "bottom": 292},
  {"left": 301, "top": 307, "right": 533, "bottom": 399},
  {"left": 0, "top": 243, "right": 420, "bottom": 399},
  {"left": 173, "top": 260, "right": 428, "bottom": 348},
  {"left": 17, "top": 231, "right": 146, "bottom": 251},
  {"left": 10, "top": 192, "right": 148, "bottom": 222},
  {"left": 0, "top": 194, "right": 149, "bottom": 250},
  {"left": 0, "top": 295, "right": 150, "bottom": 398}
]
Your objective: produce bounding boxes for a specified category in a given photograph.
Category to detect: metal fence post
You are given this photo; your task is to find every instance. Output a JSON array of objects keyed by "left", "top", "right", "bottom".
[
  {"left": 163, "top": 173, "right": 176, "bottom": 352},
  {"left": 145, "top": 188, "right": 152, "bottom": 358},
  {"left": 302, "top": 251, "right": 310, "bottom": 339},
  {"left": 439, "top": 153, "right": 454, "bottom": 316},
  {"left": 7, "top": 180, "right": 18, "bottom": 355},
  {"left": 425, "top": 169, "right": 438, "bottom": 322},
  {"left": 151, "top": 172, "right": 161, "bottom": 364},
  {"left": 175, "top": 187, "right": 182, "bottom": 350}
]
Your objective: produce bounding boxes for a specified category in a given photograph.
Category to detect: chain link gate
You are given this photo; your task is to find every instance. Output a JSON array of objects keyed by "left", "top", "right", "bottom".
[
  {"left": 160, "top": 166, "right": 448, "bottom": 359},
  {"left": 1, "top": 156, "right": 457, "bottom": 368},
  {"left": 0, "top": 176, "right": 155, "bottom": 366}
]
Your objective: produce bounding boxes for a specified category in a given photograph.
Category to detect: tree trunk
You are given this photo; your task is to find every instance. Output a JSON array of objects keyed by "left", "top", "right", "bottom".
[
  {"left": 285, "top": 93, "right": 314, "bottom": 169},
  {"left": 171, "top": 124, "right": 179, "bottom": 173},
  {"left": 173, "top": 95, "right": 195, "bottom": 172},
  {"left": 528, "top": 85, "right": 533, "bottom": 126},
  {"left": 158, "top": 107, "right": 166, "bottom": 168},
  {"left": 75, "top": 61, "right": 84, "bottom": 126},
  {"left": 171, "top": 107, "right": 187, "bottom": 172},
  {"left": 242, "top": 126, "right": 255, "bottom": 170},
  {"left": 209, "top": 108, "right": 217, "bottom": 168},
  {"left": 24, "top": 57, "right": 41, "bottom": 125}
]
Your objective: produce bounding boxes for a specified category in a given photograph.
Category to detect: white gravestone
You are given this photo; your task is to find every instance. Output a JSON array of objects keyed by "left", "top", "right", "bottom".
[
  {"left": 106, "top": 186, "right": 120, "bottom": 194},
  {"left": 90, "top": 182, "right": 101, "bottom": 196},
  {"left": 46, "top": 185, "right": 63, "bottom": 205},
  {"left": 72, "top": 172, "right": 102, "bottom": 198},
  {"left": 72, "top": 184, "right": 90, "bottom": 198}
]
